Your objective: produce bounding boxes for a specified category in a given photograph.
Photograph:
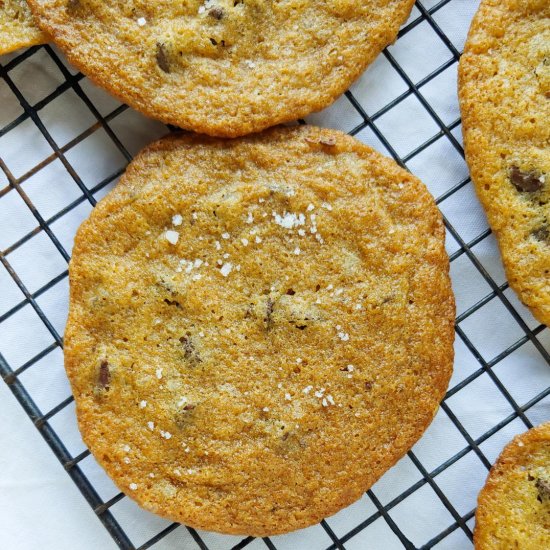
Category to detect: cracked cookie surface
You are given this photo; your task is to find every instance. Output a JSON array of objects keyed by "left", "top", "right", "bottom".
[
  {"left": 27, "top": 0, "right": 414, "bottom": 136},
  {"left": 0, "top": 0, "right": 46, "bottom": 54},
  {"left": 65, "top": 125, "right": 454, "bottom": 535},
  {"left": 459, "top": 0, "right": 550, "bottom": 325},
  {"left": 475, "top": 422, "right": 550, "bottom": 550}
]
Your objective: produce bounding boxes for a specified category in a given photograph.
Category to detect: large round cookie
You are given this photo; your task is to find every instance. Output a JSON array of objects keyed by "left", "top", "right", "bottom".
[
  {"left": 458, "top": 0, "right": 550, "bottom": 326},
  {"left": 0, "top": 0, "right": 46, "bottom": 54},
  {"left": 66, "top": 126, "right": 454, "bottom": 535},
  {"left": 474, "top": 422, "right": 550, "bottom": 549},
  {"left": 27, "top": 0, "right": 414, "bottom": 137}
]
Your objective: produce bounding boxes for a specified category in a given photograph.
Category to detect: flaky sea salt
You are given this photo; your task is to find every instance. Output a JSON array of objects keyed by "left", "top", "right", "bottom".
[
  {"left": 273, "top": 211, "right": 306, "bottom": 229},
  {"left": 165, "top": 230, "right": 179, "bottom": 245},
  {"left": 172, "top": 214, "right": 183, "bottom": 226},
  {"left": 220, "top": 262, "right": 233, "bottom": 277}
]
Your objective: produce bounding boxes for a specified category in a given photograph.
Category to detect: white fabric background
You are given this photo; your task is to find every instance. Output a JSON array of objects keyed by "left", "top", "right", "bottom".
[{"left": 0, "top": 1, "right": 549, "bottom": 549}]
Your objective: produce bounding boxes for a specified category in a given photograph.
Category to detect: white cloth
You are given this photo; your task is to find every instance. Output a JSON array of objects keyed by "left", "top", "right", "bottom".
[{"left": 1, "top": 1, "right": 548, "bottom": 548}]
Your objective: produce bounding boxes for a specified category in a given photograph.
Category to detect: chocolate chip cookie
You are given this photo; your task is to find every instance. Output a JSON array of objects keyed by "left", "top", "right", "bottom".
[
  {"left": 475, "top": 422, "right": 550, "bottom": 549},
  {"left": 65, "top": 126, "right": 455, "bottom": 535},
  {"left": 0, "top": 0, "right": 45, "bottom": 54},
  {"left": 27, "top": 0, "right": 414, "bottom": 136},
  {"left": 459, "top": 0, "right": 550, "bottom": 325}
]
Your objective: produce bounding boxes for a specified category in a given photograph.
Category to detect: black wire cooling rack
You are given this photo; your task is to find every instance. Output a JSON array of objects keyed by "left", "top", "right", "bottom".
[{"left": 1, "top": 1, "right": 549, "bottom": 549}]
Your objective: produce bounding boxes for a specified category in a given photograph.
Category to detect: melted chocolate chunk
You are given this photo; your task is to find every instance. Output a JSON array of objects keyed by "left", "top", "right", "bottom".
[
  {"left": 164, "top": 298, "right": 181, "bottom": 308},
  {"left": 510, "top": 166, "right": 543, "bottom": 193},
  {"left": 532, "top": 226, "right": 550, "bottom": 244},
  {"left": 208, "top": 7, "right": 225, "bottom": 20},
  {"left": 175, "top": 402, "right": 197, "bottom": 428},
  {"left": 98, "top": 361, "right": 110, "bottom": 388},
  {"left": 535, "top": 477, "right": 550, "bottom": 503},
  {"left": 179, "top": 335, "right": 201, "bottom": 365},
  {"left": 156, "top": 43, "right": 170, "bottom": 73},
  {"left": 265, "top": 297, "right": 274, "bottom": 331}
]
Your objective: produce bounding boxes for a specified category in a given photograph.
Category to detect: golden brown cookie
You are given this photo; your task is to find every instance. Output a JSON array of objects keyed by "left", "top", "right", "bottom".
[
  {"left": 27, "top": 0, "right": 414, "bottom": 137},
  {"left": 65, "top": 126, "right": 454, "bottom": 535},
  {"left": 0, "top": 0, "right": 46, "bottom": 55},
  {"left": 474, "top": 422, "right": 550, "bottom": 549},
  {"left": 458, "top": 0, "right": 550, "bottom": 326}
]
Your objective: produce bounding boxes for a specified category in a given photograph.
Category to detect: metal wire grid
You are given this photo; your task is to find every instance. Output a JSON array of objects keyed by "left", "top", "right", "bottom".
[{"left": 0, "top": 0, "right": 548, "bottom": 548}]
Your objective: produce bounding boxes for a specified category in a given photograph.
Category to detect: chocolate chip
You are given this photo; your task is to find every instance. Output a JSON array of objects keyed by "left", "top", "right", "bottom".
[
  {"left": 156, "top": 43, "right": 170, "bottom": 73},
  {"left": 510, "top": 165, "right": 544, "bottom": 192},
  {"left": 535, "top": 478, "right": 550, "bottom": 503},
  {"left": 164, "top": 298, "right": 181, "bottom": 308},
  {"left": 182, "top": 404, "right": 196, "bottom": 411},
  {"left": 208, "top": 7, "right": 224, "bottom": 19},
  {"left": 532, "top": 226, "right": 550, "bottom": 244},
  {"left": 98, "top": 361, "right": 110, "bottom": 388},
  {"left": 364, "top": 381, "right": 373, "bottom": 391}
]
